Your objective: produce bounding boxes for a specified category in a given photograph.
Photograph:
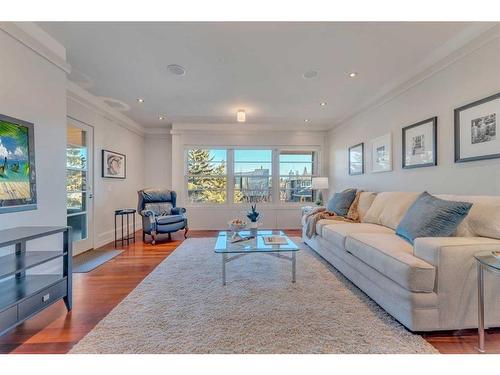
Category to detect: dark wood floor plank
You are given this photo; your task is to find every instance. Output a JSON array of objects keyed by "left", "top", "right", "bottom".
[{"left": 0, "top": 229, "right": 497, "bottom": 354}]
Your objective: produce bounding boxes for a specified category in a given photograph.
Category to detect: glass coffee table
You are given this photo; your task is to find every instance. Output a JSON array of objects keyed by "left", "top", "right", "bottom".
[{"left": 214, "top": 230, "right": 299, "bottom": 285}]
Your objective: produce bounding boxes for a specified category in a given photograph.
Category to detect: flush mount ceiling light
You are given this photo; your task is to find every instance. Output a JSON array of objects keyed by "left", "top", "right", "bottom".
[
  {"left": 303, "top": 70, "right": 318, "bottom": 79},
  {"left": 167, "top": 64, "right": 186, "bottom": 76},
  {"left": 320, "top": 102, "right": 327, "bottom": 106},
  {"left": 304, "top": 119, "right": 310, "bottom": 123},
  {"left": 237, "top": 109, "right": 246, "bottom": 123},
  {"left": 136, "top": 98, "right": 144, "bottom": 103},
  {"left": 349, "top": 72, "right": 358, "bottom": 78}
]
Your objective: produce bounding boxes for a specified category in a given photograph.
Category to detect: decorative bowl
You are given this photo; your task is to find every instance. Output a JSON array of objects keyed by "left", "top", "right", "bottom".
[{"left": 228, "top": 219, "right": 247, "bottom": 233}]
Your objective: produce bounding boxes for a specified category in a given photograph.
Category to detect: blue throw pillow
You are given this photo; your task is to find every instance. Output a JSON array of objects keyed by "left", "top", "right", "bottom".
[
  {"left": 396, "top": 192, "right": 473, "bottom": 244},
  {"left": 326, "top": 189, "right": 357, "bottom": 216}
]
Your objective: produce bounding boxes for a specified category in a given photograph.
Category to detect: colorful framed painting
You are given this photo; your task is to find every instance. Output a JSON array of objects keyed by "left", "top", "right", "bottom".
[
  {"left": 402, "top": 117, "right": 438, "bottom": 169},
  {"left": 102, "top": 149, "right": 126, "bottom": 179},
  {"left": 455, "top": 92, "right": 500, "bottom": 163},
  {"left": 370, "top": 133, "right": 392, "bottom": 173},
  {"left": 0, "top": 113, "right": 37, "bottom": 213},
  {"left": 348, "top": 143, "right": 364, "bottom": 175}
]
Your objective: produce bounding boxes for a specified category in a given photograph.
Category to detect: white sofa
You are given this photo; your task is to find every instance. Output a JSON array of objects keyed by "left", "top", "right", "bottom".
[{"left": 302, "top": 191, "right": 500, "bottom": 332}]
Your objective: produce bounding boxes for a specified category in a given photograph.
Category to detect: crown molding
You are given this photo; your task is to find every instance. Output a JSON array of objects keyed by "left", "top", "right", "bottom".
[
  {"left": 331, "top": 22, "right": 500, "bottom": 132},
  {"left": 0, "top": 22, "right": 71, "bottom": 74},
  {"left": 67, "top": 81, "right": 146, "bottom": 136}
]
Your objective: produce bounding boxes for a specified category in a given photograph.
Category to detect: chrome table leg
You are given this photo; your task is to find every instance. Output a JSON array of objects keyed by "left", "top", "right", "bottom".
[
  {"left": 477, "top": 262, "right": 485, "bottom": 353},
  {"left": 222, "top": 253, "right": 227, "bottom": 286},
  {"left": 292, "top": 251, "right": 296, "bottom": 283}
]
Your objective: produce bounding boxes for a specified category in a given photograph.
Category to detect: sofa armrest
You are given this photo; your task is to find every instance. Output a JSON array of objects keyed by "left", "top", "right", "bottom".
[
  {"left": 414, "top": 237, "right": 500, "bottom": 268},
  {"left": 171, "top": 207, "right": 186, "bottom": 215}
]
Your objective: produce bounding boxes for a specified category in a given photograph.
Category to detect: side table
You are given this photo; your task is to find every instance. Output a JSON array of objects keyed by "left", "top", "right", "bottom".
[
  {"left": 474, "top": 251, "right": 500, "bottom": 353},
  {"left": 115, "top": 209, "right": 136, "bottom": 248}
]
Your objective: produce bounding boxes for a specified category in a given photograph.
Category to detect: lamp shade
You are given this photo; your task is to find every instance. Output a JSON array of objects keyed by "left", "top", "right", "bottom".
[{"left": 311, "top": 177, "right": 329, "bottom": 190}]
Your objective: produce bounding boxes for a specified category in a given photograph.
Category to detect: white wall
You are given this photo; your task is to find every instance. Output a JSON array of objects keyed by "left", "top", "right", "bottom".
[
  {"left": 329, "top": 35, "right": 500, "bottom": 196},
  {"left": 0, "top": 25, "right": 67, "bottom": 256},
  {"left": 144, "top": 134, "right": 172, "bottom": 189},
  {"left": 171, "top": 125, "right": 328, "bottom": 229},
  {"left": 67, "top": 93, "right": 146, "bottom": 248}
]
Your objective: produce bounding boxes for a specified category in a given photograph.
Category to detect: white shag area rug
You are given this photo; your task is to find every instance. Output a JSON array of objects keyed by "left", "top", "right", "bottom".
[{"left": 70, "top": 237, "right": 438, "bottom": 354}]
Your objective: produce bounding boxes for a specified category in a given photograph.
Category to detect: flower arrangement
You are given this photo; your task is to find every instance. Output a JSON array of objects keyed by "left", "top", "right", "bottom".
[{"left": 246, "top": 203, "right": 260, "bottom": 223}]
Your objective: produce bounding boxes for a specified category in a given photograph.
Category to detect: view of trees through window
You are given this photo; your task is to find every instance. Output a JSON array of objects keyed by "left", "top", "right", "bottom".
[{"left": 186, "top": 148, "right": 315, "bottom": 204}]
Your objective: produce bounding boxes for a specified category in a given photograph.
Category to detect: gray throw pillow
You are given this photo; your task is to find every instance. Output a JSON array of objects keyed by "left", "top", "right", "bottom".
[
  {"left": 326, "top": 189, "right": 357, "bottom": 216},
  {"left": 396, "top": 191, "right": 472, "bottom": 244}
]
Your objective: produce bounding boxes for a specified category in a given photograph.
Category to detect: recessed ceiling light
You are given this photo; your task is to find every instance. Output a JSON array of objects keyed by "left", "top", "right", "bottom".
[
  {"left": 137, "top": 98, "right": 144, "bottom": 103},
  {"left": 349, "top": 72, "right": 358, "bottom": 78},
  {"left": 304, "top": 119, "right": 310, "bottom": 123},
  {"left": 237, "top": 109, "right": 246, "bottom": 123},
  {"left": 303, "top": 70, "right": 318, "bottom": 79},
  {"left": 167, "top": 64, "right": 186, "bottom": 76},
  {"left": 320, "top": 102, "right": 327, "bottom": 106}
]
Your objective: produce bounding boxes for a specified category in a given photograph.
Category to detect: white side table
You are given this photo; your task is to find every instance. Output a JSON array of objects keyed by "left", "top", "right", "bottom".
[{"left": 474, "top": 251, "right": 500, "bottom": 353}]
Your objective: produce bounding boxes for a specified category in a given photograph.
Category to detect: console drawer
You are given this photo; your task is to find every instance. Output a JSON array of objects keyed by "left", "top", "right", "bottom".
[
  {"left": 0, "top": 306, "right": 17, "bottom": 334},
  {"left": 18, "top": 280, "right": 66, "bottom": 321}
]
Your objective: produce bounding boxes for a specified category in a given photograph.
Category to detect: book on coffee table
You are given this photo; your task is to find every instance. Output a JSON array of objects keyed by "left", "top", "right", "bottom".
[{"left": 263, "top": 235, "right": 288, "bottom": 245}]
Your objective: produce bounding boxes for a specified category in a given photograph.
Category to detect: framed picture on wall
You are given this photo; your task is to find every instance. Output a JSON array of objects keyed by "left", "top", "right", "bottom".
[
  {"left": 0, "top": 113, "right": 37, "bottom": 213},
  {"left": 348, "top": 143, "right": 364, "bottom": 175},
  {"left": 370, "top": 133, "right": 392, "bottom": 173},
  {"left": 402, "top": 117, "right": 437, "bottom": 169},
  {"left": 455, "top": 92, "right": 500, "bottom": 163},
  {"left": 102, "top": 149, "right": 126, "bottom": 179}
]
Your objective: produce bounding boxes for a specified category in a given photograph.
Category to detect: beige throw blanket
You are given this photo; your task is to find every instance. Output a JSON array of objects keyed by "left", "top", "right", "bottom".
[{"left": 304, "top": 190, "right": 362, "bottom": 238}]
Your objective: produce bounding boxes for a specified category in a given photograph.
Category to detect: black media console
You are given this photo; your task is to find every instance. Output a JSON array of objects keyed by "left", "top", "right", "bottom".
[{"left": 0, "top": 226, "right": 72, "bottom": 336}]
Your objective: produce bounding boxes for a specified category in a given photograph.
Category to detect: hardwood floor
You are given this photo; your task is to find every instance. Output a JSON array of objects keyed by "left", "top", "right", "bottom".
[{"left": 0, "top": 229, "right": 498, "bottom": 354}]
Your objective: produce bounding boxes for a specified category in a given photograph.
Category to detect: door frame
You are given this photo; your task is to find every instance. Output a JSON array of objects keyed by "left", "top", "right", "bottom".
[{"left": 67, "top": 116, "right": 95, "bottom": 255}]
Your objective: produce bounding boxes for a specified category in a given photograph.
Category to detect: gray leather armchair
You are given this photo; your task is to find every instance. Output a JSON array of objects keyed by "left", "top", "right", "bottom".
[{"left": 137, "top": 188, "right": 188, "bottom": 244}]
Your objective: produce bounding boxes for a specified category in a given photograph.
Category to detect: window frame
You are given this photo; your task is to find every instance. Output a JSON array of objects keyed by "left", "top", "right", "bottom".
[{"left": 184, "top": 146, "right": 321, "bottom": 207}]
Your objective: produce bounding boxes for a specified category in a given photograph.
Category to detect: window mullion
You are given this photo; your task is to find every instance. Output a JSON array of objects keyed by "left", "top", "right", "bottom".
[
  {"left": 227, "top": 149, "right": 234, "bottom": 205},
  {"left": 272, "top": 149, "right": 280, "bottom": 205}
]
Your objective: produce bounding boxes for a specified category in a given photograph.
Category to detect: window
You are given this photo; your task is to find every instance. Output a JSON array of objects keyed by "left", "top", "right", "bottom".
[
  {"left": 185, "top": 148, "right": 318, "bottom": 205},
  {"left": 279, "top": 151, "right": 314, "bottom": 203},
  {"left": 187, "top": 149, "right": 227, "bottom": 204},
  {"left": 234, "top": 150, "right": 272, "bottom": 203}
]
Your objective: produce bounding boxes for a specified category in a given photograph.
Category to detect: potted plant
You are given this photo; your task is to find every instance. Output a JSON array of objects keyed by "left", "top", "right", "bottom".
[{"left": 246, "top": 204, "right": 260, "bottom": 235}]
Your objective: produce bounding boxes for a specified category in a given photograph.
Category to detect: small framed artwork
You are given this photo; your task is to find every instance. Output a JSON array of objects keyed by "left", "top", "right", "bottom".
[
  {"left": 402, "top": 117, "right": 437, "bottom": 169},
  {"left": 348, "top": 143, "right": 364, "bottom": 175},
  {"left": 455, "top": 92, "right": 500, "bottom": 163},
  {"left": 102, "top": 149, "right": 126, "bottom": 179},
  {"left": 370, "top": 133, "right": 392, "bottom": 173}
]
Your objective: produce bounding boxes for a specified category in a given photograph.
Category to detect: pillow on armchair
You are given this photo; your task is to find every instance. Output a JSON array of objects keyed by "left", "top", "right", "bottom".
[
  {"left": 144, "top": 202, "right": 172, "bottom": 216},
  {"left": 326, "top": 188, "right": 357, "bottom": 216}
]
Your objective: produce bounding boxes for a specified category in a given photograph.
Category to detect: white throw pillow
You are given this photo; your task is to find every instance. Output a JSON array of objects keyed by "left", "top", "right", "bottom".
[{"left": 363, "top": 192, "right": 420, "bottom": 230}]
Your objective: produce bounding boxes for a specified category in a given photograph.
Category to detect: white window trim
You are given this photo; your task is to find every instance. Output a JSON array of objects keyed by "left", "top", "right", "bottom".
[{"left": 184, "top": 146, "right": 322, "bottom": 208}]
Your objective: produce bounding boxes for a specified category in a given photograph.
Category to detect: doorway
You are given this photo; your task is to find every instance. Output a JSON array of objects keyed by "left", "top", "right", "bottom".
[{"left": 66, "top": 119, "right": 94, "bottom": 255}]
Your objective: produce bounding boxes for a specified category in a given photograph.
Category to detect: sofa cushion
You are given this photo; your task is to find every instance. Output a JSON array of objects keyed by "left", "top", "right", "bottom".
[
  {"left": 145, "top": 202, "right": 173, "bottom": 216},
  {"left": 315, "top": 219, "right": 346, "bottom": 237},
  {"left": 362, "top": 192, "right": 420, "bottom": 229},
  {"left": 396, "top": 192, "right": 472, "bottom": 244},
  {"left": 322, "top": 223, "right": 395, "bottom": 249},
  {"left": 326, "top": 189, "right": 357, "bottom": 216},
  {"left": 156, "top": 214, "right": 185, "bottom": 225},
  {"left": 436, "top": 195, "right": 500, "bottom": 239},
  {"left": 345, "top": 233, "right": 436, "bottom": 292},
  {"left": 357, "top": 192, "right": 377, "bottom": 221}
]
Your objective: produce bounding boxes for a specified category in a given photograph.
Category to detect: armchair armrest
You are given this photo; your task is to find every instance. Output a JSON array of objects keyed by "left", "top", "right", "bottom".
[{"left": 171, "top": 207, "right": 187, "bottom": 215}]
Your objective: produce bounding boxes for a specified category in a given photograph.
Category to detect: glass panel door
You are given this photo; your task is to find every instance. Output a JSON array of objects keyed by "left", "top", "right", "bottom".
[{"left": 67, "top": 120, "right": 94, "bottom": 255}]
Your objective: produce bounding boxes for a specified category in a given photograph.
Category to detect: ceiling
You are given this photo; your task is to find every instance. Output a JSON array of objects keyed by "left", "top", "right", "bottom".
[{"left": 39, "top": 22, "right": 486, "bottom": 130}]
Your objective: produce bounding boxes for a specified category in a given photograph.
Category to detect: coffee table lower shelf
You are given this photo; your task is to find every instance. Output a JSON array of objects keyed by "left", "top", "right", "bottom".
[{"left": 220, "top": 251, "right": 296, "bottom": 286}]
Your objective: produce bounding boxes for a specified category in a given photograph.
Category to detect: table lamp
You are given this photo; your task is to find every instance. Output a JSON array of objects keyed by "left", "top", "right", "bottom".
[{"left": 311, "top": 177, "right": 329, "bottom": 206}]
